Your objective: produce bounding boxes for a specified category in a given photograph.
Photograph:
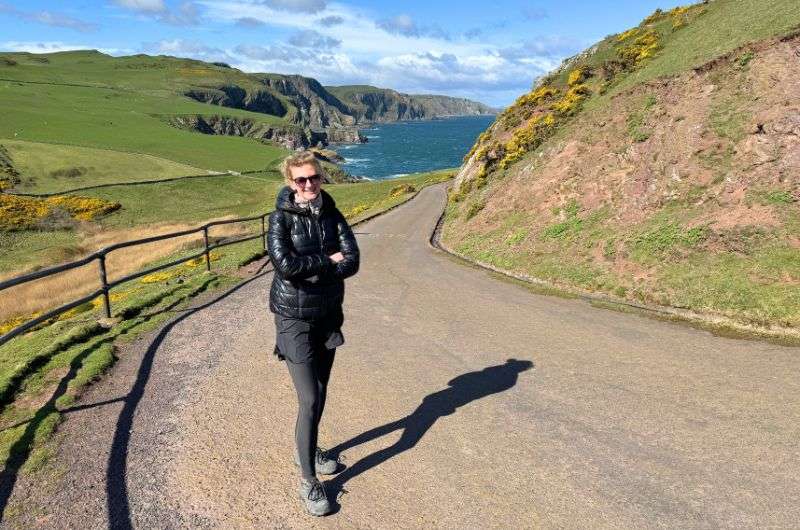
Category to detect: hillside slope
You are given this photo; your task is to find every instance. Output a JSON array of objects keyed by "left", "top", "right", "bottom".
[{"left": 444, "top": 0, "right": 800, "bottom": 327}]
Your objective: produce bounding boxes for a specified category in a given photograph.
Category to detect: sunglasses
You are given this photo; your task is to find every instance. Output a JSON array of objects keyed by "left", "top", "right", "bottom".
[{"left": 292, "top": 174, "right": 322, "bottom": 186}]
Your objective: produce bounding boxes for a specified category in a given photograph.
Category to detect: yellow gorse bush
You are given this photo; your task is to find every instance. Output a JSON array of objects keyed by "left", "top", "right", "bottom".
[
  {"left": 500, "top": 113, "right": 557, "bottom": 169},
  {"left": 616, "top": 28, "right": 640, "bottom": 42},
  {"left": 618, "top": 29, "right": 661, "bottom": 66},
  {"left": 669, "top": 6, "right": 691, "bottom": 29},
  {"left": 514, "top": 86, "right": 559, "bottom": 108},
  {"left": 45, "top": 196, "right": 121, "bottom": 221},
  {"left": 346, "top": 204, "right": 370, "bottom": 217},
  {"left": 0, "top": 194, "right": 120, "bottom": 230},
  {"left": 552, "top": 84, "right": 591, "bottom": 115}
]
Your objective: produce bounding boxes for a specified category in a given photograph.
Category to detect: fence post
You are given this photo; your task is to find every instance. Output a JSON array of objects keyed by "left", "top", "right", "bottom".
[
  {"left": 261, "top": 215, "right": 267, "bottom": 251},
  {"left": 203, "top": 226, "right": 211, "bottom": 271},
  {"left": 98, "top": 254, "right": 111, "bottom": 318}
]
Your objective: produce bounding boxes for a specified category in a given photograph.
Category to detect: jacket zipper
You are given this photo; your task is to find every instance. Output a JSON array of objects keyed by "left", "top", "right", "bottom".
[{"left": 312, "top": 210, "right": 324, "bottom": 251}]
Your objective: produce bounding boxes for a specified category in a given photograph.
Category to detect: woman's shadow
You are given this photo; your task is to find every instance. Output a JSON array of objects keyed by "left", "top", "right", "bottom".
[{"left": 326, "top": 358, "right": 534, "bottom": 511}]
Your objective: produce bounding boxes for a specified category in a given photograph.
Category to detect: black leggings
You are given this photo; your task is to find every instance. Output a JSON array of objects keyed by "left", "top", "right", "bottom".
[{"left": 286, "top": 349, "right": 336, "bottom": 479}]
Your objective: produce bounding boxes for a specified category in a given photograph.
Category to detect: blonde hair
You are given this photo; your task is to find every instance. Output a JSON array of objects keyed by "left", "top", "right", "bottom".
[{"left": 280, "top": 150, "right": 326, "bottom": 184}]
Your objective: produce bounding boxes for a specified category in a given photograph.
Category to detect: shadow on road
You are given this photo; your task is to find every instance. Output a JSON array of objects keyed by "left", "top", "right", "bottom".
[
  {"left": 326, "top": 358, "right": 534, "bottom": 513},
  {"left": 105, "top": 270, "right": 271, "bottom": 530}
]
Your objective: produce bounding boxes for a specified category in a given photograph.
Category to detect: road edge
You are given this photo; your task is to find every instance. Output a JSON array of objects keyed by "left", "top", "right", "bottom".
[{"left": 426, "top": 182, "right": 800, "bottom": 346}]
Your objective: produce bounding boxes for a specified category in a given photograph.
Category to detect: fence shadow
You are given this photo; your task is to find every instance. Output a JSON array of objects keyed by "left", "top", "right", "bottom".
[
  {"left": 102, "top": 270, "right": 271, "bottom": 530},
  {"left": 325, "top": 358, "right": 534, "bottom": 512}
]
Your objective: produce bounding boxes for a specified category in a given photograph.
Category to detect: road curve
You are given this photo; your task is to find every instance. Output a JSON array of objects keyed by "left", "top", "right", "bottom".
[{"left": 9, "top": 183, "right": 800, "bottom": 529}]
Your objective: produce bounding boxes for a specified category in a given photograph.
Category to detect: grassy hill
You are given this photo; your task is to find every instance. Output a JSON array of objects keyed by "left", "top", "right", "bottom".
[
  {"left": 0, "top": 51, "right": 289, "bottom": 172},
  {"left": 445, "top": 0, "right": 800, "bottom": 329}
]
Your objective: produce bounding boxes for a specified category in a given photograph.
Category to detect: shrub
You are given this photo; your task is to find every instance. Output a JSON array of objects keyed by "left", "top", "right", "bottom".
[
  {"left": 498, "top": 86, "right": 559, "bottom": 128},
  {"left": 500, "top": 113, "right": 557, "bottom": 169},
  {"left": 50, "top": 167, "right": 88, "bottom": 179},
  {"left": 505, "top": 229, "right": 528, "bottom": 245},
  {"left": 669, "top": 6, "right": 691, "bottom": 30},
  {"left": 567, "top": 67, "right": 592, "bottom": 87},
  {"left": 616, "top": 29, "right": 661, "bottom": 68},
  {"left": 45, "top": 196, "right": 121, "bottom": 221},
  {"left": 465, "top": 200, "right": 485, "bottom": 220},
  {"left": 347, "top": 204, "right": 370, "bottom": 217},
  {"left": 552, "top": 84, "right": 591, "bottom": 116},
  {"left": 389, "top": 184, "right": 416, "bottom": 198},
  {"left": 765, "top": 190, "right": 794, "bottom": 205},
  {"left": 0, "top": 194, "right": 120, "bottom": 230}
]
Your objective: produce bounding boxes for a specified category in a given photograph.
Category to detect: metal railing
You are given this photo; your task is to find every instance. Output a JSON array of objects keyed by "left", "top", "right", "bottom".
[{"left": 0, "top": 212, "right": 271, "bottom": 347}]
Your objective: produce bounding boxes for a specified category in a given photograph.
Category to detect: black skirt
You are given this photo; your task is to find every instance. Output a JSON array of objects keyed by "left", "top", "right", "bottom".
[{"left": 273, "top": 311, "right": 344, "bottom": 364}]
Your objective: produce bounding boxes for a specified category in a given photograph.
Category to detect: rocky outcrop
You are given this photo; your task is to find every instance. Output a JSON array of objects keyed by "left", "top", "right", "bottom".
[
  {"left": 168, "top": 114, "right": 367, "bottom": 150},
  {"left": 322, "top": 126, "right": 366, "bottom": 144},
  {"left": 184, "top": 86, "right": 287, "bottom": 117},
  {"left": 260, "top": 75, "right": 355, "bottom": 129},
  {"left": 168, "top": 115, "right": 311, "bottom": 149}
]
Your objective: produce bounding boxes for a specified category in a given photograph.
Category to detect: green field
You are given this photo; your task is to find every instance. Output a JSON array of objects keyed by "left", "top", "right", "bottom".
[
  {"left": 3, "top": 140, "right": 206, "bottom": 193},
  {"left": 0, "top": 51, "right": 291, "bottom": 172}
]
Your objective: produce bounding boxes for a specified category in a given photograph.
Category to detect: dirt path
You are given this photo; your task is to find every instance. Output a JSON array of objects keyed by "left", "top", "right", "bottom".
[{"left": 8, "top": 183, "right": 800, "bottom": 529}]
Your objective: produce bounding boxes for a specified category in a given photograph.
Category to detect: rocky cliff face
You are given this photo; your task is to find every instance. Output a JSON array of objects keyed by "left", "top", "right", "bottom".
[
  {"left": 168, "top": 115, "right": 366, "bottom": 149},
  {"left": 184, "top": 86, "right": 287, "bottom": 117},
  {"left": 260, "top": 75, "right": 354, "bottom": 128},
  {"left": 168, "top": 115, "right": 310, "bottom": 149},
  {"left": 326, "top": 86, "right": 497, "bottom": 123}
]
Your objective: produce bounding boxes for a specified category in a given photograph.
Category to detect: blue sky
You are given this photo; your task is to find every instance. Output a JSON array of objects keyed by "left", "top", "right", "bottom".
[{"left": 0, "top": 0, "right": 687, "bottom": 106}]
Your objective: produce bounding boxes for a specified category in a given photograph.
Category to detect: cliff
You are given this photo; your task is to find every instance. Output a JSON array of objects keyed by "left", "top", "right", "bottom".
[{"left": 325, "top": 85, "right": 497, "bottom": 123}]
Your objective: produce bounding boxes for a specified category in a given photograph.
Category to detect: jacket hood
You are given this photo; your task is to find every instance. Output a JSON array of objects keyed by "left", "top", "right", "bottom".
[{"left": 275, "top": 186, "right": 336, "bottom": 215}]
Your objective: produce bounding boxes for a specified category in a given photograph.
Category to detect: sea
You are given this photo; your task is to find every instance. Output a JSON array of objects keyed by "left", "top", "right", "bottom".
[{"left": 336, "top": 115, "right": 495, "bottom": 180}]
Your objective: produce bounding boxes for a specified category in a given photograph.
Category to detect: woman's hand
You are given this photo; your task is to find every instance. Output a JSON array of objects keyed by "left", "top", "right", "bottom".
[{"left": 329, "top": 252, "right": 345, "bottom": 263}]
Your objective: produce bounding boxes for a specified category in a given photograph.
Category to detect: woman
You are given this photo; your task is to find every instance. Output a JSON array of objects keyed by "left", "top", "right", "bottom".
[{"left": 267, "top": 150, "right": 360, "bottom": 516}]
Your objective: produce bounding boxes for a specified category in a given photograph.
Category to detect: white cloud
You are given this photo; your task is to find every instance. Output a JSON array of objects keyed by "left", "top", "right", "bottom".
[
  {"left": 113, "top": 0, "right": 166, "bottom": 13},
  {"left": 256, "top": 0, "right": 326, "bottom": 13},
  {"left": 287, "top": 29, "right": 340, "bottom": 49},
  {"left": 0, "top": 4, "right": 97, "bottom": 32},
  {"left": 143, "top": 38, "right": 227, "bottom": 59},
  {"left": 112, "top": 0, "right": 200, "bottom": 25},
  {"left": 0, "top": 41, "right": 125, "bottom": 54}
]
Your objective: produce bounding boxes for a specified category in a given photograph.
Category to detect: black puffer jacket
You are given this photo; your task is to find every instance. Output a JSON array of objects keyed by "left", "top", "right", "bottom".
[{"left": 267, "top": 186, "right": 360, "bottom": 321}]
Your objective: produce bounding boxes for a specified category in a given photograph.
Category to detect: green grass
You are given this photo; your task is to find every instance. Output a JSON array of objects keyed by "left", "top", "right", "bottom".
[
  {"left": 78, "top": 172, "right": 282, "bottom": 228},
  {"left": 0, "top": 51, "right": 291, "bottom": 172},
  {"left": 660, "top": 244, "right": 800, "bottom": 325},
  {"left": 0, "top": 231, "right": 79, "bottom": 274},
  {"left": 0, "top": 80, "right": 288, "bottom": 172},
  {"left": 626, "top": 94, "right": 657, "bottom": 142},
  {"left": 612, "top": 0, "right": 800, "bottom": 93},
  {"left": 629, "top": 220, "right": 709, "bottom": 262},
  {"left": 3, "top": 139, "right": 205, "bottom": 193}
]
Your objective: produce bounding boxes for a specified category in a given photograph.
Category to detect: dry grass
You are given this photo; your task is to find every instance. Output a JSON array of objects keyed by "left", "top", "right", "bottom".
[{"left": 0, "top": 218, "right": 251, "bottom": 325}]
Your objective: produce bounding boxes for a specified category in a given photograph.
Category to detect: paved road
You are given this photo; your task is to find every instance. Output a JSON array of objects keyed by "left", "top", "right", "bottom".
[{"left": 9, "top": 184, "right": 800, "bottom": 528}]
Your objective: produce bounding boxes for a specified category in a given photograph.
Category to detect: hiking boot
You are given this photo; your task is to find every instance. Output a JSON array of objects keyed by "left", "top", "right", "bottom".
[
  {"left": 298, "top": 477, "right": 330, "bottom": 516},
  {"left": 294, "top": 447, "right": 340, "bottom": 475}
]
